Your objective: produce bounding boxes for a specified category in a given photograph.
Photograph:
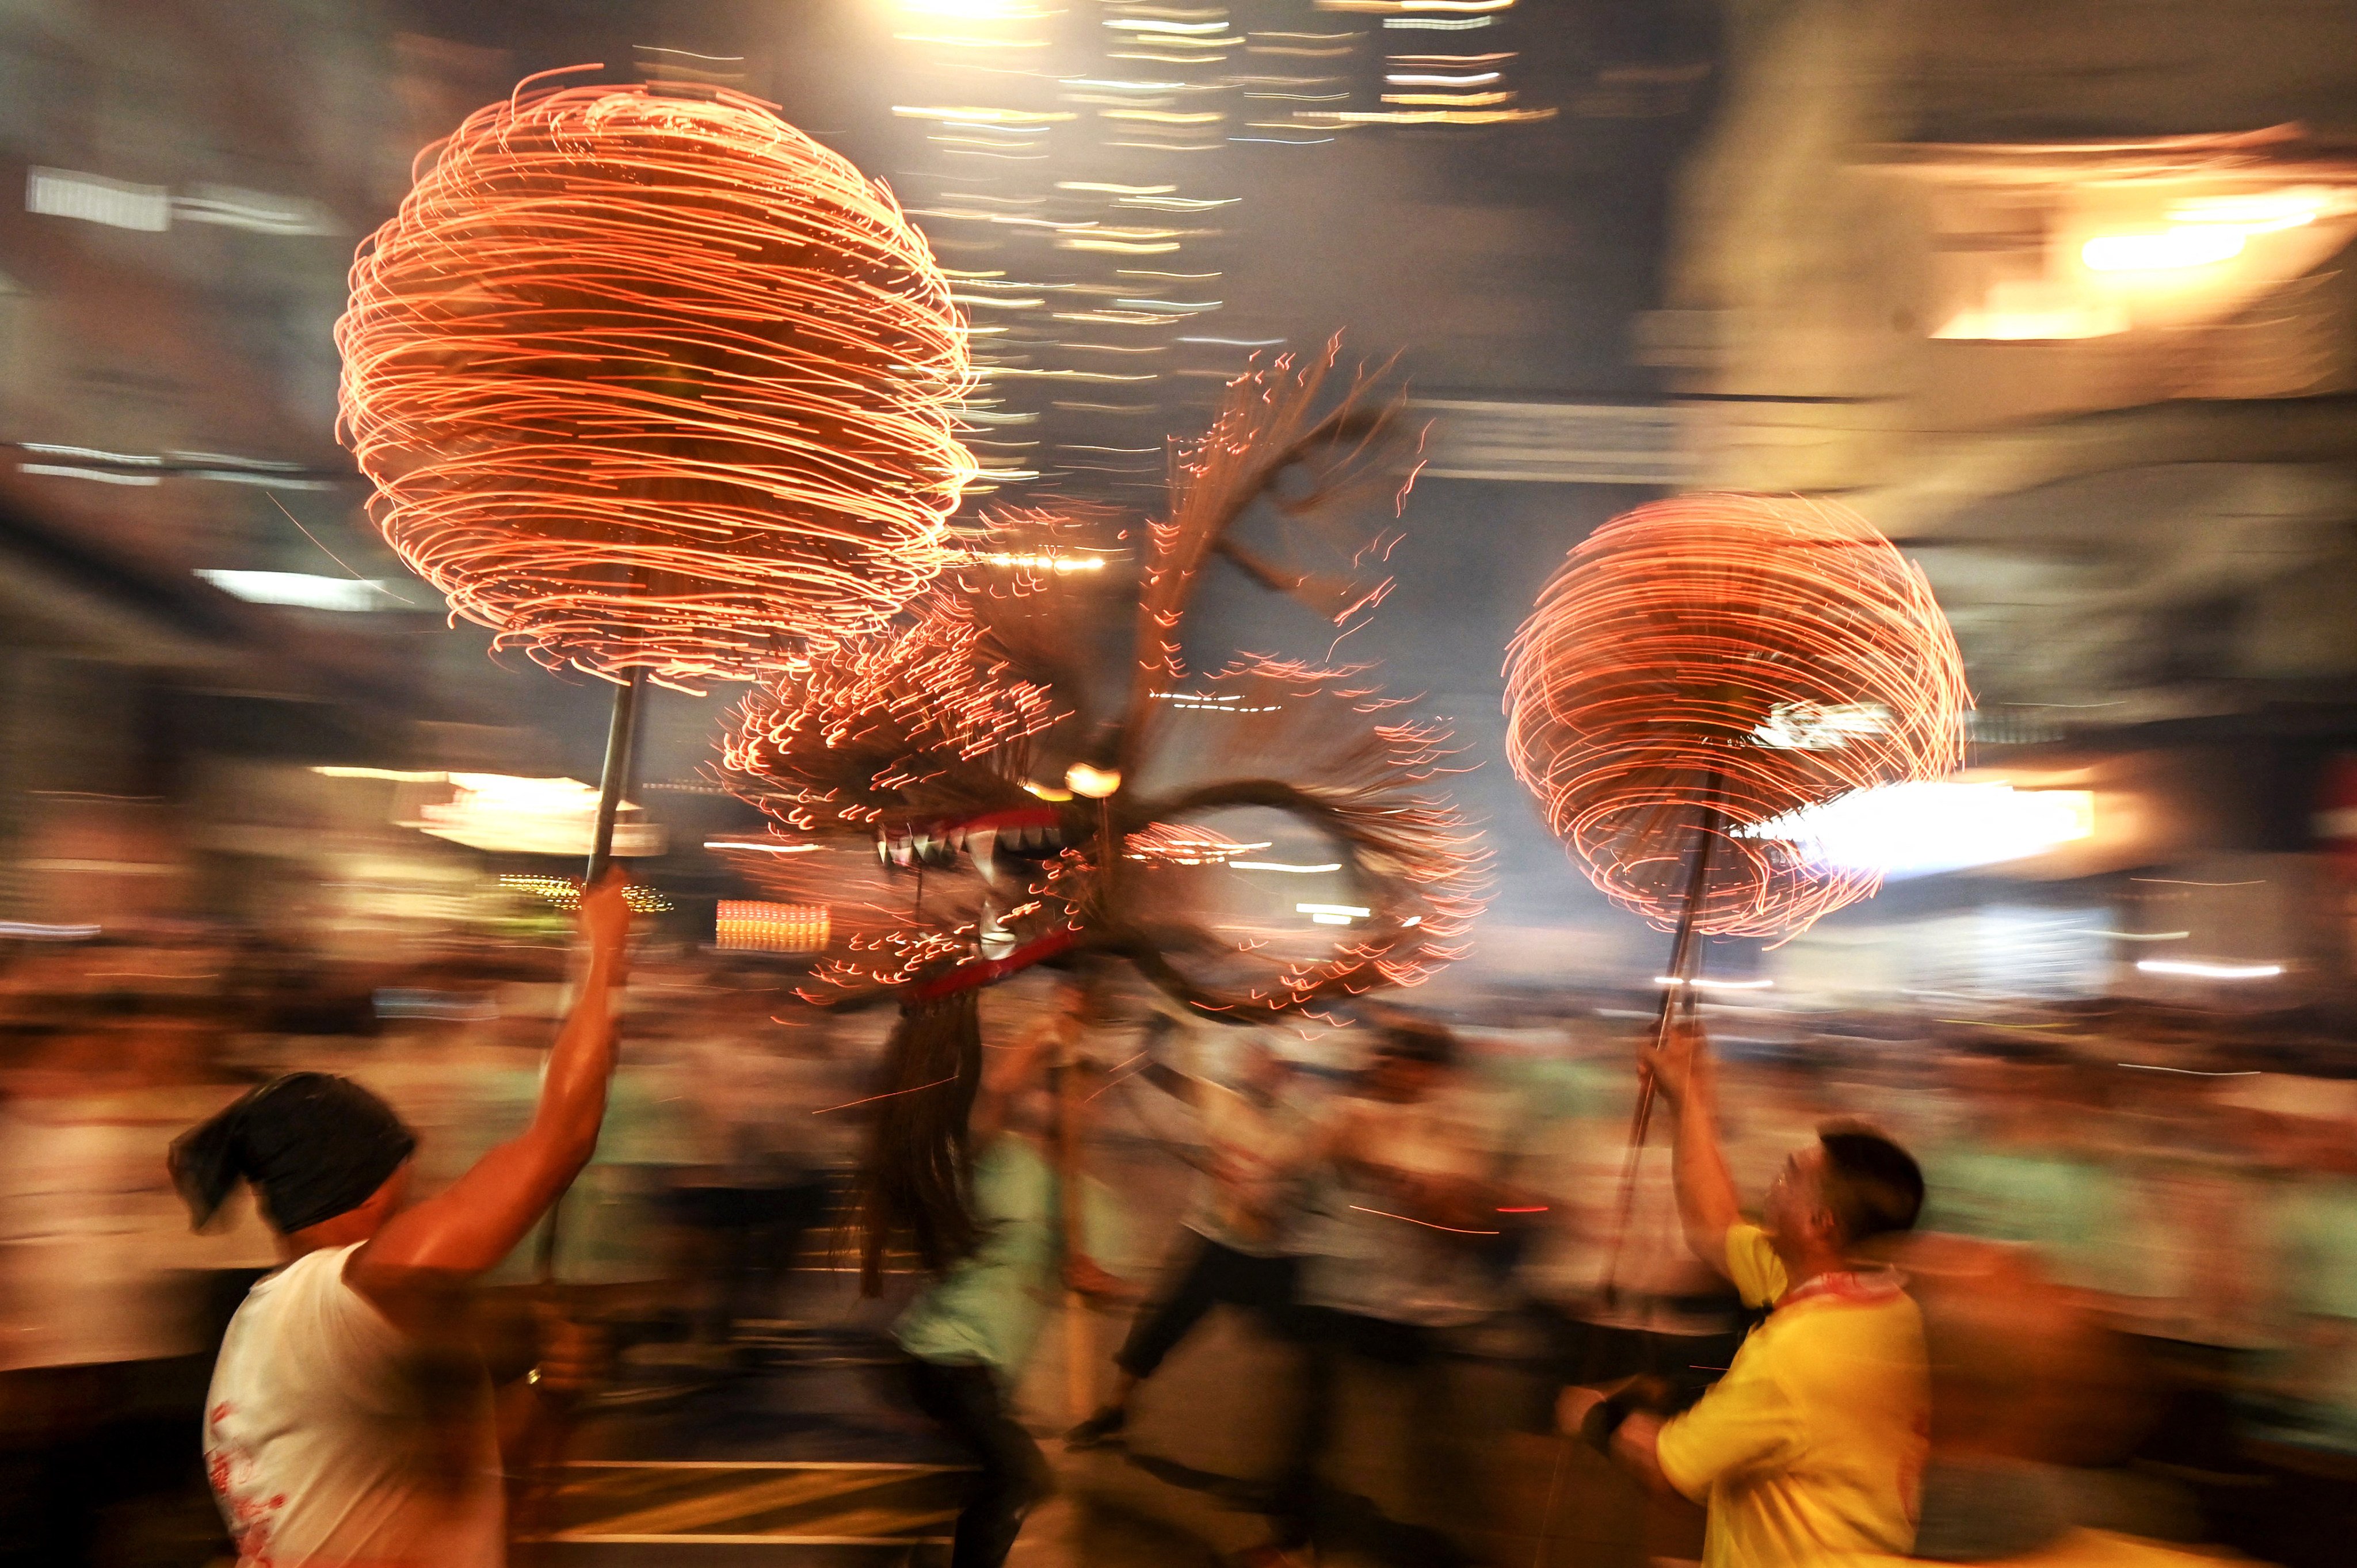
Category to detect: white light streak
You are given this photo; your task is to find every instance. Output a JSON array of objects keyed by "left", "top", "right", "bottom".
[
  {"left": 1653, "top": 976, "right": 1774, "bottom": 990},
  {"left": 2082, "top": 228, "right": 2245, "bottom": 272},
  {"left": 1297, "top": 902, "right": 1371, "bottom": 918},
  {"left": 196, "top": 570, "right": 398, "bottom": 612},
  {"left": 705, "top": 840, "right": 822, "bottom": 854},
  {"left": 1742, "top": 783, "right": 2092, "bottom": 878},
  {"left": 2135, "top": 959, "right": 2284, "bottom": 981},
  {"left": 1232, "top": 861, "right": 1343, "bottom": 873},
  {"left": 20, "top": 441, "right": 161, "bottom": 465},
  {"left": 20, "top": 464, "right": 161, "bottom": 486},
  {"left": 26, "top": 167, "right": 169, "bottom": 230}
]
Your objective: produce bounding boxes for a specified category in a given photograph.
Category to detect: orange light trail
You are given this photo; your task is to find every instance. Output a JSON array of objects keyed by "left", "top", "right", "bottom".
[
  {"left": 337, "top": 72, "right": 977, "bottom": 688},
  {"left": 1346, "top": 1205, "right": 1500, "bottom": 1236},
  {"left": 810, "top": 1073, "right": 960, "bottom": 1116},
  {"left": 1502, "top": 494, "right": 1968, "bottom": 939}
]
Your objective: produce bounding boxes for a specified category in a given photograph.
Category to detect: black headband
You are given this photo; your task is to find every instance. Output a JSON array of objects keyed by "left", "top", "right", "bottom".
[{"left": 169, "top": 1073, "right": 417, "bottom": 1234}]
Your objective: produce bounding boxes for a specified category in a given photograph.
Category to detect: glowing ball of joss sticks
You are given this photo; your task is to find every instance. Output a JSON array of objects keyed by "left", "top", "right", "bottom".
[
  {"left": 1503, "top": 494, "right": 1969, "bottom": 938},
  {"left": 336, "top": 78, "right": 976, "bottom": 687}
]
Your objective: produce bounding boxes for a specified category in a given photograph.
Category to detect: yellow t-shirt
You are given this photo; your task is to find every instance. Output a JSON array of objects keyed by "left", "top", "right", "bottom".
[
  {"left": 1841, "top": 1528, "right": 2230, "bottom": 1568},
  {"left": 1654, "top": 1225, "right": 1929, "bottom": 1568}
]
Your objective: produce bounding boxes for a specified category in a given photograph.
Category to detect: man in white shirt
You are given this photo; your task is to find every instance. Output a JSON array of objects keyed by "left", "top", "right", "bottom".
[{"left": 171, "top": 878, "right": 630, "bottom": 1567}]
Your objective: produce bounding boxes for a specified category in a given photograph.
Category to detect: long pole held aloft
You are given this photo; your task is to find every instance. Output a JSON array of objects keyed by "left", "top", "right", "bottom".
[
  {"left": 536, "top": 667, "right": 647, "bottom": 1286},
  {"left": 585, "top": 667, "right": 648, "bottom": 885},
  {"left": 1599, "top": 785, "right": 1723, "bottom": 1308}
]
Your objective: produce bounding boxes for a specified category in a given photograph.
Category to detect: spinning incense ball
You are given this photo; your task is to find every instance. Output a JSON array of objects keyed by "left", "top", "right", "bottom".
[
  {"left": 1503, "top": 493, "right": 1969, "bottom": 938},
  {"left": 336, "top": 74, "right": 975, "bottom": 688}
]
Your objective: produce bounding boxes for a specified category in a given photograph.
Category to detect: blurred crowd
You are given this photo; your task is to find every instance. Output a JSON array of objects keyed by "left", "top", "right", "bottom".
[{"left": 4, "top": 915, "right": 2355, "bottom": 1566}]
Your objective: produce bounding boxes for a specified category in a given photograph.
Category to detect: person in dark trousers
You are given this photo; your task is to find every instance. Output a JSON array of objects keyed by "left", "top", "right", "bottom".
[
  {"left": 890, "top": 986, "right": 1128, "bottom": 1568},
  {"left": 1067, "top": 1027, "right": 1319, "bottom": 1449},
  {"left": 1271, "top": 1018, "right": 1512, "bottom": 1566}
]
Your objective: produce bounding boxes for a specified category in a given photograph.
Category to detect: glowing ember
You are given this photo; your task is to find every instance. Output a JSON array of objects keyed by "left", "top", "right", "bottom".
[
  {"left": 337, "top": 71, "right": 976, "bottom": 688},
  {"left": 1503, "top": 493, "right": 1968, "bottom": 938}
]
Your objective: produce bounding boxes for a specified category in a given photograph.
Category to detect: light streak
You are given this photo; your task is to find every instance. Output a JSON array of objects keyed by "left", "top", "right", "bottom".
[
  {"left": 1653, "top": 975, "right": 1774, "bottom": 990},
  {"left": 500, "top": 872, "right": 672, "bottom": 913},
  {"left": 18, "top": 441, "right": 161, "bottom": 466},
  {"left": 196, "top": 570, "right": 398, "bottom": 612},
  {"left": 1744, "top": 784, "right": 2091, "bottom": 878},
  {"left": 2082, "top": 228, "right": 2245, "bottom": 271},
  {"left": 1104, "top": 17, "right": 1237, "bottom": 34},
  {"left": 1298, "top": 902, "right": 1371, "bottom": 917},
  {"left": 2130, "top": 877, "right": 2265, "bottom": 886},
  {"left": 811, "top": 1073, "right": 959, "bottom": 1115},
  {"left": 338, "top": 76, "right": 974, "bottom": 688},
  {"left": 1503, "top": 494, "right": 1969, "bottom": 940},
  {"left": 1084, "top": 1052, "right": 1152, "bottom": 1100},
  {"left": 1382, "top": 90, "right": 1513, "bottom": 105},
  {"left": 314, "top": 766, "right": 445, "bottom": 781},
  {"left": 1347, "top": 1205, "right": 1500, "bottom": 1236},
  {"left": 1322, "top": 107, "right": 1554, "bottom": 124},
  {"left": 704, "top": 839, "right": 821, "bottom": 853},
  {"left": 2115, "top": 1063, "right": 2261, "bottom": 1076},
  {"left": 1231, "top": 861, "right": 1343, "bottom": 873},
  {"left": 894, "top": 104, "right": 1074, "bottom": 123},
  {"left": 265, "top": 494, "right": 413, "bottom": 602},
  {"left": 1385, "top": 71, "right": 1501, "bottom": 84},
  {"left": 21, "top": 464, "right": 160, "bottom": 486},
  {"left": 2135, "top": 959, "right": 2284, "bottom": 980}
]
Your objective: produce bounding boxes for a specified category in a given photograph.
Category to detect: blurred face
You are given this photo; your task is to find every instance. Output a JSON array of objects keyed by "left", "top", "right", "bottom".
[
  {"left": 1368, "top": 1053, "right": 1437, "bottom": 1102},
  {"left": 1763, "top": 1142, "right": 1833, "bottom": 1249},
  {"left": 1240, "top": 1040, "right": 1287, "bottom": 1096}
]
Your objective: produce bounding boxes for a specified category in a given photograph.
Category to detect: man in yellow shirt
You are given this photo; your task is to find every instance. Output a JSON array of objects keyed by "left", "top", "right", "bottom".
[{"left": 1563, "top": 1021, "right": 1931, "bottom": 1568}]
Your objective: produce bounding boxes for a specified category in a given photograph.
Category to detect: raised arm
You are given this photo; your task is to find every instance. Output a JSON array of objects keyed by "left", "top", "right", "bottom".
[
  {"left": 1641, "top": 1014, "right": 1741, "bottom": 1277},
  {"left": 349, "top": 875, "right": 631, "bottom": 1309}
]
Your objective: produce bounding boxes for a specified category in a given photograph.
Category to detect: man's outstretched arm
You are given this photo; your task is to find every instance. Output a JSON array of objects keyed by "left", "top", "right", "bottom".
[
  {"left": 1642, "top": 1016, "right": 1740, "bottom": 1277},
  {"left": 349, "top": 875, "right": 632, "bottom": 1306}
]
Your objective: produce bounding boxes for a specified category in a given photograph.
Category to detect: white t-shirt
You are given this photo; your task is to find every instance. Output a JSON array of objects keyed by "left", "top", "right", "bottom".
[
  {"left": 1184, "top": 1078, "right": 1321, "bottom": 1257},
  {"left": 205, "top": 1244, "right": 504, "bottom": 1567}
]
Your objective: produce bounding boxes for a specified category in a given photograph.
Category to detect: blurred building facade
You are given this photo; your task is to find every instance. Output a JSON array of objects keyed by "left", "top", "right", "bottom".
[{"left": 1652, "top": 0, "right": 2357, "bottom": 1007}]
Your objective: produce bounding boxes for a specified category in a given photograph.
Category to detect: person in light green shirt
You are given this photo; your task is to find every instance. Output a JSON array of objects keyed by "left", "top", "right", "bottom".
[{"left": 890, "top": 986, "right": 1129, "bottom": 1568}]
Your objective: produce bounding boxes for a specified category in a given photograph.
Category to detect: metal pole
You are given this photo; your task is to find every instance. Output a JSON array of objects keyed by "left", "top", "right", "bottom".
[
  {"left": 585, "top": 667, "right": 647, "bottom": 885},
  {"left": 538, "top": 669, "right": 647, "bottom": 1287},
  {"left": 1599, "top": 784, "right": 1723, "bottom": 1307}
]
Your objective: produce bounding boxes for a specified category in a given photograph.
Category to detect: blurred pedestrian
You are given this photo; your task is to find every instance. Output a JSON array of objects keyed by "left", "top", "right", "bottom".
[
  {"left": 168, "top": 876, "right": 630, "bottom": 1568},
  {"left": 890, "top": 982, "right": 1131, "bottom": 1568},
  {"left": 1565, "top": 1015, "right": 1929, "bottom": 1568},
  {"left": 1273, "top": 1017, "right": 1512, "bottom": 1566},
  {"left": 1066, "top": 1024, "right": 1319, "bottom": 1450}
]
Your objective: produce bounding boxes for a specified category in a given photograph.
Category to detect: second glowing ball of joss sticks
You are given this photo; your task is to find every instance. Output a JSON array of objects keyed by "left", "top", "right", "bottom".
[{"left": 1503, "top": 493, "right": 1969, "bottom": 938}]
